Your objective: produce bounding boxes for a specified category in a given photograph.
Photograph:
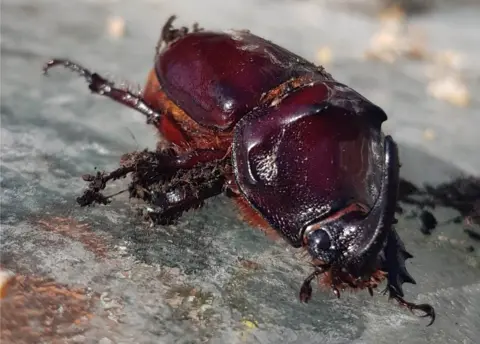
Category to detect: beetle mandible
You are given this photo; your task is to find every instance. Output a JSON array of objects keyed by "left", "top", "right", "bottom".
[{"left": 43, "top": 15, "right": 435, "bottom": 325}]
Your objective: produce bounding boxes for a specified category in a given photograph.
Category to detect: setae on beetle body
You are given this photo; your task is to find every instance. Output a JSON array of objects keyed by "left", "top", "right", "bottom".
[{"left": 43, "top": 16, "right": 435, "bottom": 325}]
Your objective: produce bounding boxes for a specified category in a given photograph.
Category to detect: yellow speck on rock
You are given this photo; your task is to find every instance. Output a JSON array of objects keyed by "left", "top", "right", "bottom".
[
  {"left": 242, "top": 319, "right": 258, "bottom": 329},
  {"left": 239, "top": 319, "right": 259, "bottom": 342}
]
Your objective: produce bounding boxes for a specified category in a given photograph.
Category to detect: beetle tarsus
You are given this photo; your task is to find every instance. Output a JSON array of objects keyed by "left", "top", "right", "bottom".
[
  {"left": 77, "top": 167, "right": 134, "bottom": 207},
  {"left": 299, "top": 267, "right": 327, "bottom": 303},
  {"left": 390, "top": 291, "right": 436, "bottom": 326},
  {"left": 43, "top": 59, "right": 162, "bottom": 126}
]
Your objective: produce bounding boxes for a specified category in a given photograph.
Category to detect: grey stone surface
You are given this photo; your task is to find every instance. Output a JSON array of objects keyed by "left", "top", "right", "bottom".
[{"left": 1, "top": 0, "right": 479, "bottom": 343}]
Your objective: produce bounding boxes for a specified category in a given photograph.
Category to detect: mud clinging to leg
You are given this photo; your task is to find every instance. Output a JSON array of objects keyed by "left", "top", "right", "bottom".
[{"left": 76, "top": 148, "right": 231, "bottom": 225}]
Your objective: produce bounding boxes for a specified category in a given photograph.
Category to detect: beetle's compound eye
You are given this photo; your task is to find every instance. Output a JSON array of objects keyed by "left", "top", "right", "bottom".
[
  {"left": 304, "top": 227, "right": 334, "bottom": 264},
  {"left": 307, "top": 229, "right": 331, "bottom": 251}
]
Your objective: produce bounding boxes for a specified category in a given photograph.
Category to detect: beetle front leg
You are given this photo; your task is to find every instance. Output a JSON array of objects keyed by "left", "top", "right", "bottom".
[
  {"left": 386, "top": 288, "right": 436, "bottom": 327},
  {"left": 155, "top": 15, "right": 204, "bottom": 55},
  {"left": 299, "top": 266, "right": 328, "bottom": 303},
  {"left": 43, "top": 59, "right": 161, "bottom": 126}
]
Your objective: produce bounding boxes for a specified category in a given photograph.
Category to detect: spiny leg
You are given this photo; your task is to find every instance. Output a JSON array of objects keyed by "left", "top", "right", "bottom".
[
  {"left": 139, "top": 167, "right": 226, "bottom": 225},
  {"left": 42, "top": 59, "right": 161, "bottom": 126},
  {"left": 78, "top": 159, "right": 227, "bottom": 226},
  {"left": 388, "top": 289, "right": 436, "bottom": 326},
  {"left": 77, "top": 149, "right": 230, "bottom": 208}
]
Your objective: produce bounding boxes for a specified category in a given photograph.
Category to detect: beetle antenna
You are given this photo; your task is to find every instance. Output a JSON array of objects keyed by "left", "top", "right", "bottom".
[{"left": 42, "top": 59, "right": 162, "bottom": 126}]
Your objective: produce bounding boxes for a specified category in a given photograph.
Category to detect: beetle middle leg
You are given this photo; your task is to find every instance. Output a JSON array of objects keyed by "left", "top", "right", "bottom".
[
  {"left": 138, "top": 168, "right": 226, "bottom": 225},
  {"left": 77, "top": 148, "right": 230, "bottom": 223}
]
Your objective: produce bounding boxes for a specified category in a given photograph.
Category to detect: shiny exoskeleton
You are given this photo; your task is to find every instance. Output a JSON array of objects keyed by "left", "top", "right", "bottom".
[{"left": 43, "top": 15, "right": 435, "bottom": 325}]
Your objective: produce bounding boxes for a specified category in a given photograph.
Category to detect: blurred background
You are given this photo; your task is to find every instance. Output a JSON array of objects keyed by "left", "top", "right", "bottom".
[{"left": 1, "top": 0, "right": 479, "bottom": 343}]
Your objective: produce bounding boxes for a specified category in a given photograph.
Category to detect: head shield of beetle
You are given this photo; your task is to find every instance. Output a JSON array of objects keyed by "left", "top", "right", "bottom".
[
  {"left": 302, "top": 134, "right": 398, "bottom": 276},
  {"left": 232, "top": 78, "right": 399, "bottom": 284}
]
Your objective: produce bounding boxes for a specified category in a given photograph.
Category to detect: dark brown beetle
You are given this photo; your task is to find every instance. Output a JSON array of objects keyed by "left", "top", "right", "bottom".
[{"left": 43, "top": 16, "right": 435, "bottom": 325}]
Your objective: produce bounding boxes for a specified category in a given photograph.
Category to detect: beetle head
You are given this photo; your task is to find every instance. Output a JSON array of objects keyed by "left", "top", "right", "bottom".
[{"left": 302, "top": 135, "right": 399, "bottom": 276}]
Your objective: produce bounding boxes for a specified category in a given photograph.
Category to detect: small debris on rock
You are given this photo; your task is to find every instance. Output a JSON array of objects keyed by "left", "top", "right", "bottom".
[
  {"left": 464, "top": 228, "right": 480, "bottom": 242},
  {"left": 0, "top": 269, "right": 15, "bottom": 299},
  {"left": 99, "top": 337, "right": 114, "bottom": 344},
  {"left": 364, "top": 5, "right": 428, "bottom": 63},
  {"left": 241, "top": 318, "right": 258, "bottom": 329},
  {"left": 423, "top": 128, "right": 436, "bottom": 141},
  {"left": 315, "top": 46, "right": 333, "bottom": 65},
  {"left": 419, "top": 210, "right": 438, "bottom": 235},
  {"left": 106, "top": 16, "right": 126, "bottom": 39},
  {"left": 426, "top": 50, "right": 470, "bottom": 107},
  {"left": 426, "top": 75, "right": 470, "bottom": 108},
  {"left": 238, "top": 257, "right": 261, "bottom": 270}
]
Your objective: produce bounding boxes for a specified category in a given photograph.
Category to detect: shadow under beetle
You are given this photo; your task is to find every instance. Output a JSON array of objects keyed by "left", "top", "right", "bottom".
[{"left": 43, "top": 15, "right": 435, "bottom": 326}]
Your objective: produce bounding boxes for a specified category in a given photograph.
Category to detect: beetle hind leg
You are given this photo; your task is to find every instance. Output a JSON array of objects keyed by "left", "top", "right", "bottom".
[{"left": 43, "top": 59, "right": 161, "bottom": 126}]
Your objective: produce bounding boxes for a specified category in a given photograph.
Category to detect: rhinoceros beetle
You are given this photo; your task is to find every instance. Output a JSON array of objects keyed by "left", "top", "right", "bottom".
[{"left": 43, "top": 15, "right": 435, "bottom": 325}]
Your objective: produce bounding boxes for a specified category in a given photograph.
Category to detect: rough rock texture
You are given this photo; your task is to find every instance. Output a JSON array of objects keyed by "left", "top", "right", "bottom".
[{"left": 1, "top": 0, "right": 479, "bottom": 343}]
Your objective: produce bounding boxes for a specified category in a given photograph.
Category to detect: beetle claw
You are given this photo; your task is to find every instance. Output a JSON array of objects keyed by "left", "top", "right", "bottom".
[{"left": 390, "top": 291, "right": 436, "bottom": 326}]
